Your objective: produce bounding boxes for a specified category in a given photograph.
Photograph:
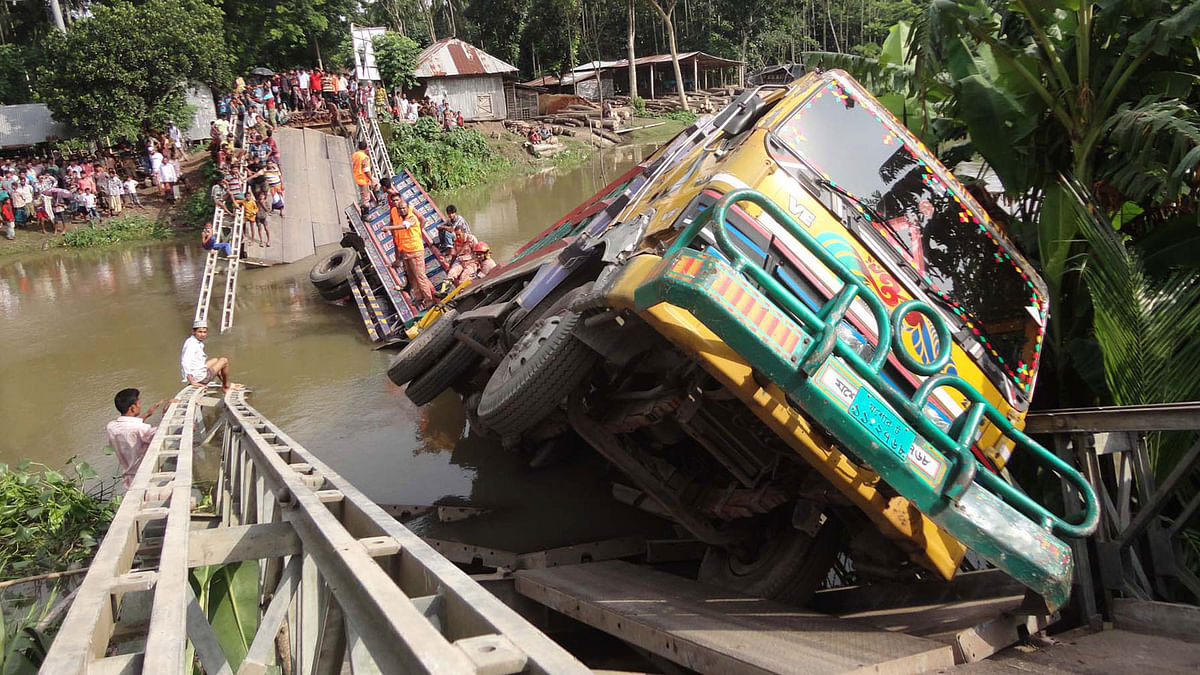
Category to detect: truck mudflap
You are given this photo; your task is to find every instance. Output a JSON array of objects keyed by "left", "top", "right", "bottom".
[{"left": 630, "top": 188, "right": 1097, "bottom": 612}]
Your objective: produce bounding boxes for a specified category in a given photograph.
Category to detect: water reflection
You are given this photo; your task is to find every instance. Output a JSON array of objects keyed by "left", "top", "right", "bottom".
[{"left": 0, "top": 145, "right": 667, "bottom": 551}]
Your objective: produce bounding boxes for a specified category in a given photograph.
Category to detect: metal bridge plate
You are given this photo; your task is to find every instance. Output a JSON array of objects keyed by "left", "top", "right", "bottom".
[{"left": 515, "top": 560, "right": 955, "bottom": 674}]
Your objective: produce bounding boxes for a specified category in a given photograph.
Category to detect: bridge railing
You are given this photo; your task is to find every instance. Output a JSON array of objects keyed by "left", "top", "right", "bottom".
[
  {"left": 1025, "top": 402, "right": 1200, "bottom": 625},
  {"left": 42, "top": 388, "right": 588, "bottom": 674},
  {"left": 41, "top": 384, "right": 208, "bottom": 673}
]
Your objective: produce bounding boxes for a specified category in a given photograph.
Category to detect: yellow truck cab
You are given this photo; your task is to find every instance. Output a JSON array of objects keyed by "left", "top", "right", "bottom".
[{"left": 388, "top": 70, "right": 1098, "bottom": 609}]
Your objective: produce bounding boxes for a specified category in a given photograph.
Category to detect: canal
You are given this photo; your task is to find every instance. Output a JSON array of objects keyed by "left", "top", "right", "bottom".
[{"left": 0, "top": 143, "right": 671, "bottom": 551}]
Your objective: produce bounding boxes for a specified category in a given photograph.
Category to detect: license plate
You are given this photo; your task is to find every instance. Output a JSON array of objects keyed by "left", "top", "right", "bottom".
[{"left": 849, "top": 388, "right": 916, "bottom": 458}]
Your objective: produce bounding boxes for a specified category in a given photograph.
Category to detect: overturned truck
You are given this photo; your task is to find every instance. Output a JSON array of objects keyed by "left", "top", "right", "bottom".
[{"left": 386, "top": 70, "right": 1099, "bottom": 610}]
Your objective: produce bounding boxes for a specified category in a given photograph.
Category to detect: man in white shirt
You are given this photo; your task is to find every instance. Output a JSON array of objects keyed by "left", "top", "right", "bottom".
[
  {"left": 105, "top": 388, "right": 176, "bottom": 487},
  {"left": 297, "top": 69, "right": 311, "bottom": 104},
  {"left": 149, "top": 149, "right": 164, "bottom": 186},
  {"left": 12, "top": 176, "right": 33, "bottom": 225},
  {"left": 181, "top": 321, "right": 240, "bottom": 391}
]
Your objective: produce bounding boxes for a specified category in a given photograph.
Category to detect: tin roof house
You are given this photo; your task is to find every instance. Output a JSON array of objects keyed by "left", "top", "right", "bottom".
[{"left": 414, "top": 38, "right": 519, "bottom": 122}]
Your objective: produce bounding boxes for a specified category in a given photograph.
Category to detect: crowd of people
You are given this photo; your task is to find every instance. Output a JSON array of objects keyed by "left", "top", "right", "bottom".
[
  {"left": 0, "top": 125, "right": 187, "bottom": 241},
  {"left": 350, "top": 141, "right": 496, "bottom": 312},
  {"left": 96, "top": 71, "right": 504, "bottom": 493},
  {"left": 388, "top": 94, "right": 465, "bottom": 131},
  {"left": 206, "top": 76, "right": 289, "bottom": 250}
]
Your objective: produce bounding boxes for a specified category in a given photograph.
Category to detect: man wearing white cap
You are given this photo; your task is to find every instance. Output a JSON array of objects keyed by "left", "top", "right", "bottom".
[{"left": 180, "top": 321, "right": 241, "bottom": 391}]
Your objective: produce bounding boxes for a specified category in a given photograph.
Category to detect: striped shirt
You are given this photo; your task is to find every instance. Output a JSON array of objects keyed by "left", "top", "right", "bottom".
[{"left": 224, "top": 176, "right": 245, "bottom": 199}]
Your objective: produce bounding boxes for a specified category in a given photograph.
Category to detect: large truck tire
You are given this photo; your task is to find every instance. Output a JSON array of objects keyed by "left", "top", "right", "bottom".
[
  {"left": 387, "top": 309, "right": 460, "bottom": 386},
  {"left": 475, "top": 310, "right": 596, "bottom": 438},
  {"left": 698, "top": 514, "right": 842, "bottom": 606},
  {"left": 404, "top": 320, "right": 490, "bottom": 406},
  {"left": 310, "top": 247, "right": 358, "bottom": 291},
  {"left": 318, "top": 280, "right": 352, "bottom": 301}
]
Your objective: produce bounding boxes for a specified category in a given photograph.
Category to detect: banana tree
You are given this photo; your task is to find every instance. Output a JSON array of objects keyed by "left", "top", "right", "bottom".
[{"left": 917, "top": 0, "right": 1200, "bottom": 402}]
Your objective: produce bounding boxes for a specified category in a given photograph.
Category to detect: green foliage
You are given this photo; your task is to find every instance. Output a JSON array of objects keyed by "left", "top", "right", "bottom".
[
  {"left": 190, "top": 563, "right": 259, "bottom": 669},
  {"left": 181, "top": 188, "right": 215, "bottom": 230},
  {"left": 631, "top": 96, "right": 646, "bottom": 115},
  {"left": 59, "top": 216, "right": 173, "bottom": 249},
  {"left": 372, "top": 32, "right": 421, "bottom": 92},
  {"left": 1066, "top": 175, "right": 1200, "bottom": 432},
  {"left": 385, "top": 117, "right": 510, "bottom": 191},
  {"left": 222, "top": 0, "right": 359, "bottom": 73},
  {"left": 0, "top": 44, "right": 33, "bottom": 105},
  {"left": 661, "top": 109, "right": 697, "bottom": 123},
  {"left": 0, "top": 596, "right": 54, "bottom": 675},
  {"left": 37, "top": 0, "right": 231, "bottom": 141},
  {"left": 0, "top": 460, "right": 116, "bottom": 582},
  {"left": 469, "top": 0, "right": 534, "bottom": 68}
]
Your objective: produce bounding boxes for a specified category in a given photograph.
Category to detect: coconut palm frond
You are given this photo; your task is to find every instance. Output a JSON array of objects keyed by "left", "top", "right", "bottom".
[
  {"left": 1063, "top": 173, "right": 1200, "bottom": 469},
  {"left": 1104, "top": 97, "right": 1200, "bottom": 203}
]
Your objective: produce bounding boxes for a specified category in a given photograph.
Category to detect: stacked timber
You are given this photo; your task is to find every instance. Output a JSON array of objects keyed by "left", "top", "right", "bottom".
[
  {"left": 505, "top": 119, "right": 620, "bottom": 150},
  {"left": 610, "top": 88, "right": 738, "bottom": 114}
]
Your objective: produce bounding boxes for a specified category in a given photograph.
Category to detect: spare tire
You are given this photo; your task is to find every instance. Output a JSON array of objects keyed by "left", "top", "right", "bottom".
[
  {"left": 387, "top": 309, "right": 459, "bottom": 386},
  {"left": 310, "top": 247, "right": 358, "bottom": 291}
]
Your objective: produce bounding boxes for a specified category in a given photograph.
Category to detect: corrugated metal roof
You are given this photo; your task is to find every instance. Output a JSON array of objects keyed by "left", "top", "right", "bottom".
[
  {"left": 572, "top": 51, "right": 743, "bottom": 71},
  {"left": 572, "top": 60, "right": 623, "bottom": 73},
  {"left": 0, "top": 104, "right": 71, "bottom": 149},
  {"left": 415, "top": 38, "right": 518, "bottom": 78},
  {"left": 522, "top": 75, "right": 559, "bottom": 87}
]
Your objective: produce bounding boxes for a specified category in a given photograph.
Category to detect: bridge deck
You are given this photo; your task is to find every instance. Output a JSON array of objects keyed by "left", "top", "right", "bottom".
[
  {"left": 246, "top": 127, "right": 355, "bottom": 265},
  {"left": 41, "top": 386, "right": 589, "bottom": 674},
  {"left": 515, "top": 560, "right": 956, "bottom": 674}
]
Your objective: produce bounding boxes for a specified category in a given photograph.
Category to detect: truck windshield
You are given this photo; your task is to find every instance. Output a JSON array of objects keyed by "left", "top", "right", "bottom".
[{"left": 770, "top": 77, "right": 1046, "bottom": 399}]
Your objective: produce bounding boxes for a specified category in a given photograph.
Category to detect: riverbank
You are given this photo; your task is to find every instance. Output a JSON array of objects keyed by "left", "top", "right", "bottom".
[
  {"left": 461, "top": 115, "right": 688, "bottom": 195},
  {"left": 0, "top": 150, "right": 210, "bottom": 263}
]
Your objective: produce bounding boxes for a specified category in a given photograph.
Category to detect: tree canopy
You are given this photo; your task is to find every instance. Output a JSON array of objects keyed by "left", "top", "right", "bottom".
[
  {"left": 372, "top": 31, "right": 421, "bottom": 92},
  {"left": 36, "top": 0, "right": 231, "bottom": 139}
]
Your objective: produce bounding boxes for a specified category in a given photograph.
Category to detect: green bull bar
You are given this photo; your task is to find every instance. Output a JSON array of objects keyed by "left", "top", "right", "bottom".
[{"left": 634, "top": 187, "right": 1098, "bottom": 611}]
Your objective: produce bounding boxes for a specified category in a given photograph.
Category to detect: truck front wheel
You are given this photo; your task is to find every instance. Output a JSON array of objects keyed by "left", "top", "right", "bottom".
[{"left": 698, "top": 513, "right": 842, "bottom": 606}]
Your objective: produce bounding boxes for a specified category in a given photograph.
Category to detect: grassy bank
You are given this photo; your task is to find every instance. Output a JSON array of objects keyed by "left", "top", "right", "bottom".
[
  {"left": 59, "top": 215, "right": 174, "bottom": 248},
  {"left": 0, "top": 214, "right": 179, "bottom": 261},
  {"left": 387, "top": 115, "right": 691, "bottom": 199}
]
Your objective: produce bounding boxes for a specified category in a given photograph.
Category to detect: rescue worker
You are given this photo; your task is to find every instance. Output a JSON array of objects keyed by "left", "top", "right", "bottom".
[
  {"left": 351, "top": 140, "right": 374, "bottom": 216},
  {"left": 474, "top": 241, "right": 498, "bottom": 278},
  {"left": 382, "top": 193, "right": 435, "bottom": 310},
  {"left": 445, "top": 221, "right": 479, "bottom": 284}
]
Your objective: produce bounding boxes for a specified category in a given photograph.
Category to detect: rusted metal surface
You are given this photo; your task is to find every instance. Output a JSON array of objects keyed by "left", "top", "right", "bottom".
[{"left": 414, "top": 38, "right": 518, "bottom": 78}]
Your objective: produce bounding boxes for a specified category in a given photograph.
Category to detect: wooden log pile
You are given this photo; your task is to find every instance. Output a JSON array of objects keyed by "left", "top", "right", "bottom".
[
  {"left": 609, "top": 88, "right": 739, "bottom": 114},
  {"left": 504, "top": 119, "right": 621, "bottom": 150}
]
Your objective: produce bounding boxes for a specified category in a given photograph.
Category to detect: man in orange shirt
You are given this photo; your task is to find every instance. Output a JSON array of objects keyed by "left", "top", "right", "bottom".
[
  {"left": 382, "top": 193, "right": 435, "bottom": 310},
  {"left": 350, "top": 140, "right": 375, "bottom": 216}
]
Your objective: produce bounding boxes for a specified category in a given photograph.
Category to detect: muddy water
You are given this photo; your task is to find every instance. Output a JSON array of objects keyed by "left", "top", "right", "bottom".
[{"left": 0, "top": 143, "right": 666, "bottom": 551}]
